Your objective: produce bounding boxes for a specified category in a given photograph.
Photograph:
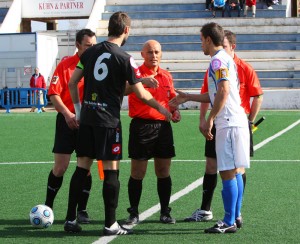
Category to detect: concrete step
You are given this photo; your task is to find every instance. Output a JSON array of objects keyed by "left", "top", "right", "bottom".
[
  {"left": 97, "top": 24, "right": 299, "bottom": 36},
  {"left": 105, "top": 2, "right": 286, "bottom": 11},
  {"left": 149, "top": 59, "right": 300, "bottom": 71},
  {"left": 128, "top": 50, "right": 300, "bottom": 60},
  {"left": 122, "top": 41, "right": 300, "bottom": 51},
  {"left": 97, "top": 18, "right": 300, "bottom": 35},
  {"left": 105, "top": 3, "right": 206, "bottom": 12},
  {"left": 101, "top": 9, "right": 286, "bottom": 19},
  {"left": 0, "top": 7, "right": 9, "bottom": 23},
  {"left": 98, "top": 33, "right": 299, "bottom": 44},
  {"left": 98, "top": 17, "right": 300, "bottom": 28},
  {"left": 173, "top": 78, "right": 300, "bottom": 89},
  {"left": 106, "top": 0, "right": 209, "bottom": 4},
  {"left": 170, "top": 70, "right": 300, "bottom": 79}
]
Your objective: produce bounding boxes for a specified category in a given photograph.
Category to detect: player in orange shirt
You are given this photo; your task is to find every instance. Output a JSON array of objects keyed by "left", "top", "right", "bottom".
[
  {"left": 184, "top": 30, "right": 263, "bottom": 227},
  {"left": 124, "top": 40, "right": 181, "bottom": 225},
  {"left": 45, "top": 29, "right": 96, "bottom": 223}
]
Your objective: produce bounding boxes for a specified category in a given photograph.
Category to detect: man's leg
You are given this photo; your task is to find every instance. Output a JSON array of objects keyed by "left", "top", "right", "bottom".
[
  {"left": 155, "top": 158, "right": 175, "bottom": 224},
  {"left": 77, "top": 171, "right": 92, "bottom": 223},
  {"left": 126, "top": 159, "right": 148, "bottom": 225},
  {"left": 205, "top": 169, "right": 238, "bottom": 234},
  {"left": 201, "top": 157, "right": 218, "bottom": 211},
  {"left": 45, "top": 154, "right": 70, "bottom": 209},
  {"left": 102, "top": 160, "right": 133, "bottom": 235},
  {"left": 64, "top": 157, "right": 93, "bottom": 233}
]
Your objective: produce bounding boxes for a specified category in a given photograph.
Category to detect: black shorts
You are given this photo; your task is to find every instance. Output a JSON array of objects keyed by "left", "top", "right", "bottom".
[
  {"left": 52, "top": 113, "right": 78, "bottom": 154},
  {"left": 128, "top": 118, "right": 175, "bottom": 160},
  {"left": 204, "top": 122, "right": 254, "bottom": 158},
  {"left": 76, "top": 123, "right": 122, "bottom": 161}
]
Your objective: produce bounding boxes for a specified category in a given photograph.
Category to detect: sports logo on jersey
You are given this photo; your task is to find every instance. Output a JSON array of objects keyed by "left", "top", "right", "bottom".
[
  {"left": 51, "top": 76, "right": 59, "bottom": 84},
  {"left": 215, "top": 68, "right": 228, "bottom": 80},
  {"left": 212, "top": 59, "right": 222, "bottom": 71},
  {"left": 130, "top": 57, "right": 142, "bottom": 78},
  {"left": 112, "top": 144, "right": 121, "bottom": 154},
  {"left": 92, "top": 93, "right": 97, "bottom": 101}
]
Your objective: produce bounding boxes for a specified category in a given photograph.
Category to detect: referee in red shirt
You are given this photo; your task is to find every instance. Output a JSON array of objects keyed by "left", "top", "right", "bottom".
[
  {"left": 45, "top": 29, "right": 96, "bottom": 224},
  {"left": 125, "top": 40, "right": 181, "bottom": 225}
]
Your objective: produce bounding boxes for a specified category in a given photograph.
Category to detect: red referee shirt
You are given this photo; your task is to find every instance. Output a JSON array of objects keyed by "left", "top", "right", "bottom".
[
  {"left": 48, "top": 53, "right": 84, "bottom": 113},
  {"left": 128, "top": 63, "right": 176, "bottom": 120}
]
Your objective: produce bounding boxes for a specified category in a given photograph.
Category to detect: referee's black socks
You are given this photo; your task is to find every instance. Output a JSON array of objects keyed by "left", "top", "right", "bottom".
[
  {"left": 45, "top": 170, "right": 63, "bottom": 209},
  {"left": 157, "top": 176, "right": 172, "bottom": 214}
]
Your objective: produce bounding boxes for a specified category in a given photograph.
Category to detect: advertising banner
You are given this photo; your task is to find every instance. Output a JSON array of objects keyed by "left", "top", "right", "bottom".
[{"left": 22, "top": 0, "right": 94, "bottom": 18}]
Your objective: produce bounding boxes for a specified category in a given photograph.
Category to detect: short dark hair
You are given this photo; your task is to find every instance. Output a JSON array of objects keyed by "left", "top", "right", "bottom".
[
  {"left": 76, "top": 29, "right": 95, "bottom": 44},
  {"left": 201, "top": 22, "right": 224, "bottom": 47},
  {"left": 108, "top": 11, "right": 131, "bottom": 37},
  {"left": 224, "top": 30, "right": 236, "bottom": 45}
]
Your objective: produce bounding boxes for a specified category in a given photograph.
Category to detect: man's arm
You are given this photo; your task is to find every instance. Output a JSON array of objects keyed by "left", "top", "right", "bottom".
[
  {"left": 124, "top": 77, "right": 159, "bottom": 96},
  {"left": 248, "top": 95, "right": 263, "bottom": 123},
  {"left": 205, "top": 80, "right": 229, "bottom": 140},
  {"left": 42, "top": 76, "right": 47, "bottom": 89},
  {"left": 68, "top": 68, "right": 84, "bottom": 128},
  {"left": 50, "top": 95, "right": 76, "bottom": 126},
  {"left": 169, "top": 89, "right": 210, "bottom": 107},
  {"left": 207, "top": 80, "right": 229, "bottom": 122},
  {"left": 199, "top": 102, "right": 210, "bottom": 135}
]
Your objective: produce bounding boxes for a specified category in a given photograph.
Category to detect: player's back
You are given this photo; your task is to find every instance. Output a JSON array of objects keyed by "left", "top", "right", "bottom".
[{"left": 79, "top": 41, "right": 138, "bottom": 127}]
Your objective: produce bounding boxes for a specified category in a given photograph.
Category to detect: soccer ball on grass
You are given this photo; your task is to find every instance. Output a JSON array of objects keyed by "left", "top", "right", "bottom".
[{"left": 29, "top": 204, "right": 54, "bottom": 228}]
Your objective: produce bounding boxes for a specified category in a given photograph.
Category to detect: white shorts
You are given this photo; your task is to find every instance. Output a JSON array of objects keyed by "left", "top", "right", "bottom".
[{"left": 216, "top": 127, "right": 250, "bottom": 171}]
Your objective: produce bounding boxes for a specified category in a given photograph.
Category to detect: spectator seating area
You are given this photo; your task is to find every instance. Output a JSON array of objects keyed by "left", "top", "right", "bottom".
[{"left": 96, "top": 0, "right": 300, "bottom": 89}]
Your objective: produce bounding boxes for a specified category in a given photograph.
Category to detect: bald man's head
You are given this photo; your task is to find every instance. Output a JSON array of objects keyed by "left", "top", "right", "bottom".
[{"left": 141, "top": 40, "right": 162, "bottom": 71}]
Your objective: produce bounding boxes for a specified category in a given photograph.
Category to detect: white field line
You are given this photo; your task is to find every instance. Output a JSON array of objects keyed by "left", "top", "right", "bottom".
[{"left": 92, "top": 119, "right": 300, "bottom": 244}]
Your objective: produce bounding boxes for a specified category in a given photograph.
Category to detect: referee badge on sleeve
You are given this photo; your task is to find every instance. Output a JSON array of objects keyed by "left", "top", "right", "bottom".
[{"left": 51, "top": 76, "right": 59, "bottom": 84}]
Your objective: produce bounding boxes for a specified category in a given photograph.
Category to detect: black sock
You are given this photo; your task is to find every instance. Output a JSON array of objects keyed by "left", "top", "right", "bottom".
[
  {"left": 157, "top": 176, "right": 172, "bottom": 214},
  {"left": 77, "top": 172, "right": 92, "bottom": 212},
  {"left": 242, "top": 173, "right": 246, "bottom": 192},
  {"left": 128, "top": 176, "right": 143, "bottom": 213},
  {"left": 200, "top": 173, "right": 217, "bottom": 211},
  {"left": 65, "top": 166, "right": 89, "bottom": 221},
  {"left": 45, "top": 170, "right": 63, "bottom": 209},
  {"left": 103, "top": 170, "right": 120, "bottom": 227}
]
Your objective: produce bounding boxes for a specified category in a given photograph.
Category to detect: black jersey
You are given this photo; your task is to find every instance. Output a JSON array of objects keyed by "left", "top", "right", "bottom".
[{"left": 77, "top": 41, "right": 142, "bottom": 127}]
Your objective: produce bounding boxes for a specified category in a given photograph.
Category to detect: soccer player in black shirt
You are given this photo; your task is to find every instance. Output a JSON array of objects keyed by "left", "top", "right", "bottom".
[{"left": 65, "top": 11, "right": 172, "bottom": 236}]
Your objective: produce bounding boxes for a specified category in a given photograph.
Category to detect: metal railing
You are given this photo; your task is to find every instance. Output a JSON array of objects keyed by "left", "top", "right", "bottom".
[{"left": 0, "top": 88, "right": 48, "bottom": 113}]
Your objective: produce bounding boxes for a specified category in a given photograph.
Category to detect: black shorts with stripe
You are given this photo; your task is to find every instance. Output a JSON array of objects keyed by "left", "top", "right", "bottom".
[
  {"left": 76, "top": 123, "right": 122, "bottom": 161},
  {"left": 52, "top": 112, "right": 78, "bottom": 154},
  {"left": 128, "top": 118, "right": 175, "bottom": 160}
]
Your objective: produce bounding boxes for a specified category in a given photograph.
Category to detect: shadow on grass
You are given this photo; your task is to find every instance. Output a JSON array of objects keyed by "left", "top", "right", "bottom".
[{"left": 0, "top": 219, "right": 106, "bottom": 239}]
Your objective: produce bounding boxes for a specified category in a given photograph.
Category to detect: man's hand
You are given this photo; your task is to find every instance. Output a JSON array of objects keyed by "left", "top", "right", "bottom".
[
  {"left": 169, "top": 89, "right": 188, "bottom": 107},
  {"left": 171, "top": 110, "right": 181, "bottom": 123},
  {"left": 204, "top": 118, "right": 214, "bottom": 141},
  {"left": 142, "top": 76, "right": 159, "bottom": 88},
  {"left": 64, "top": 111, "right": 79, "bottom": 129},
  {"left": 157, "top": 105, "right": 172, "bottom": 122},
  {"left": 199, "top": 118, "right": 207, "bottom": 136}
]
